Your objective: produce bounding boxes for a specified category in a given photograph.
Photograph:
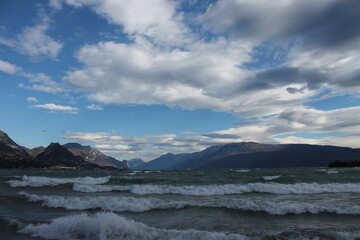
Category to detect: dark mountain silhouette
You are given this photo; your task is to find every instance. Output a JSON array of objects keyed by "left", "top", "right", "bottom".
[
  {"left": 139, "top": 142, "right": 360, "bottom": 170},
  {"left": 63, "top": 143, "right": 129, "bottom": 169},
  {"left": 37, "top": 143, "right": 85, "bottom": 167}
]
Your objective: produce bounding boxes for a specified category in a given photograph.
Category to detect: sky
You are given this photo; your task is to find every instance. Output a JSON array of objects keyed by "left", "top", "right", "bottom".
[{"left": 0, "top": 0, "right": 359, "bottom": 161}]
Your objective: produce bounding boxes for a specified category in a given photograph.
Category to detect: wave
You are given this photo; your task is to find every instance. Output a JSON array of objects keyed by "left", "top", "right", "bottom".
[
  {"left": 262, "top": 175, "right": 281, "bottom": 181},
  {"left": 234, "top": 170, "right": 250, "bottom": 173},
  {"left": 20, "top": 192, "right": 187, "bottom": 213},
  {"left": 20, "top": 192, "right": 360, "bottom": 215},
  {"left": 73, "top": 182, "right": 360, "bottom": 196},
  {"left": 8, "top": 175, "right": 109, "bottom": 187},
  {"left": 18, "top": 212, "right": 248, "bottom": 240}
]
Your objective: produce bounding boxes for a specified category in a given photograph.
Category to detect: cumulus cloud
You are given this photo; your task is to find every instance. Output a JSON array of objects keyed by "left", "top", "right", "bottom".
[
  {"left": 200, "top": 0, "right": 360, "bottom": 93},
  {"left": 56, "top": 0, "right": 360, "bottom": 119},
  {"left": 57, "top": 0, "right": 191, "bottom": 46},
  {"left": 64, "top": 38, "right": 320, "bottom": 117},
  {"left": 31, "top": 103, "right": 78, "bottom": 114},
  {"left": 0, "top": 59, "right": 20, "bottom": 74}
]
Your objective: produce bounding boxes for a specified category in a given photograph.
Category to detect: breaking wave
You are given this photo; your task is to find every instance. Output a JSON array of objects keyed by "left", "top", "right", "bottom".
[
  {"left": 262, "top": 175, "right": 281, "bottom": 181},
  {"left": 20, "top": 192, "right": 187, "bottom": 213},
  {"left": 8, "top": 175, "right": 109, "bottom": 187},
  {"left": 18, "top": 212, "right": 248, "bottom": 240},
  {"left": 73, "top": 182, "right": 360, "bottom": 196},
  {"left": 21, "top": 192, "right": 360, "bottom": 215}
]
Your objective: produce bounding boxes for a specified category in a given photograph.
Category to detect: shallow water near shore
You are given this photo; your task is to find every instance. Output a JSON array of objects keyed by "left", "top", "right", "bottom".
[{"left": 1, "top": 168, "right": 360, "bottom": 240}]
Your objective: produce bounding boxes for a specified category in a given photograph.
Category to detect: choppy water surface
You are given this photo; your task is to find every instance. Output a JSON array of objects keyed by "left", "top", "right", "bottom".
[{"left": 1, "top": 168, "right": 360, "bottom": 240}]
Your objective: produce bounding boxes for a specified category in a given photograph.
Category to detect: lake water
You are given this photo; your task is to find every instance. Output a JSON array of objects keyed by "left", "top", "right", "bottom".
[{"left": 1, "top": 168, "right": 360, "bottom": 240}]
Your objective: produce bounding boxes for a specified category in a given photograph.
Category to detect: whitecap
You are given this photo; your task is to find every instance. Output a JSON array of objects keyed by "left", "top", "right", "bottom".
[
  {"left": 20, "top": 192, "right": 187, "bottom": 213},
  {"left": 73, "top": 182, "right": 360, "bottom": 196},
  {"left": 19, "top": 212, "right": 248, "bottom": 240},
  {"left": 8, "top": 175, "right": 109, "bottom": 187},
  {"left": 262, "top": 175, "right": 281, "bottom": 181}
]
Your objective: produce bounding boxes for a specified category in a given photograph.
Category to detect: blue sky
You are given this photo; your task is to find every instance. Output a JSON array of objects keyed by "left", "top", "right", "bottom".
[{"left": 0, "top": 0, "right": 359, "bottom": 161}]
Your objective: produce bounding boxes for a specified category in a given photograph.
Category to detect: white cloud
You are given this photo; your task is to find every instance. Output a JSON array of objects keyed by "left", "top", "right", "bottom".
[
  {"left": 26, "top": 97, "right": 39, "bottom": 102},
  {"left": 95, "top": 144, "right": 132, "bottom": 150},
  {"left": 0, "top": 8, "right": 63, "bottom": 59},
  {"left": 61, "top": 0, "right": 191, "bottom": 46},
  {"left": 31, "top": 103, "right": 78, "bottom": 114},
  {"left": 0, "top": 59, "right": 20, "bottom": 74},
  {"left": 63, "top": 132, "right": 124, "bottom": 144},
  {"left": 87, "top": 104, "right": 103, "bottom": 111},
  {"left": 60, "top": 0, "right": 357, "bottom": 119},
  {"left": 20, "top": 73, "right": 64, "bottom": 93},
  {"left": 64, "top": 38, "right": 318, "bottom": 117}
]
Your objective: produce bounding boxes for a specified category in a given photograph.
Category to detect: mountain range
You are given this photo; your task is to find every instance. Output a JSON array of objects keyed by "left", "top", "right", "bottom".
[
  {"left": 134, "top": 142, "right": 360, "bottom": 170},
  {"left": 0, "top": 130, "right": 129, "bottom": 170},
  {"left": 1, "top": 129, "right": 360, "bottom": 170}
]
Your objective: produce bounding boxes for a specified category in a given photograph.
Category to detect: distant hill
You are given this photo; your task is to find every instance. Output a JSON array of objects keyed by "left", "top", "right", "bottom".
[
  {"left": 27, "top": 146, "right": 46, "bottom": 157},
  {"left": 127, "top": 158, "right": 146, "bottom": 169},
  {"left": 63, "top": 143, "right": 129, "bottom": 169},
  {"left": 139, "top": 142, "right": 360, "bottom": 170}
]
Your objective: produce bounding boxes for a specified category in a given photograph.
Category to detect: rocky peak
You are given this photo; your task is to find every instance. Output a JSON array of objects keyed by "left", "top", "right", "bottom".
[
  {"left": 0, "top": 130, "right": 29, "bottom": 157},
  {"left": 39, "top": 142, "right": 75, "bottom": 159}
]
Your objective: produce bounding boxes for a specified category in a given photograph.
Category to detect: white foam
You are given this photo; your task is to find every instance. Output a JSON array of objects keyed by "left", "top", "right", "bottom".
[
  {"left": 21, "top": 192, "right": 360, "bottom": 215},
  {"left": 217, "top": 200, "right": 360, "bottom": 215},
  {"left": 19, "top": 212, "right": 247, "bottom": 240},
  {"left": 327, "top": 170, "right": 339, "bottom": 174},
  {"left": 73, "top": 182, "right": 360, "bottom": 196},
  {"left": 8, "top": 175, "right": 109, "bottom": 187},
  {"left": 73, "top": 184, "right": 129, "bottom": 193},
  {"left": 262, "top": 175, "right": 281, "bottom": 181},
  {"left": 20, "top": 192, "right": 187, "bottom": 212},
  {"left": 234, "top": 170, "right": 250, "bottom": 173}
]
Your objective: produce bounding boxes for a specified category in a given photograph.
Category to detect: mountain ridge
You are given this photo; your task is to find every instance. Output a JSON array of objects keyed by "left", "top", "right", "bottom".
[
  {"left": 139, "top": 142, "right": 360, "bottom": 170},
  {"left": 63, "top": 143, "right": 129, "bottom": 169}
]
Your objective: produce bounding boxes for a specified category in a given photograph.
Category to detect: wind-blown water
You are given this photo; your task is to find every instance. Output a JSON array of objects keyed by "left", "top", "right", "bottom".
[{"left": 1, "top": 168, "right": 360, "bottom": 239}]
